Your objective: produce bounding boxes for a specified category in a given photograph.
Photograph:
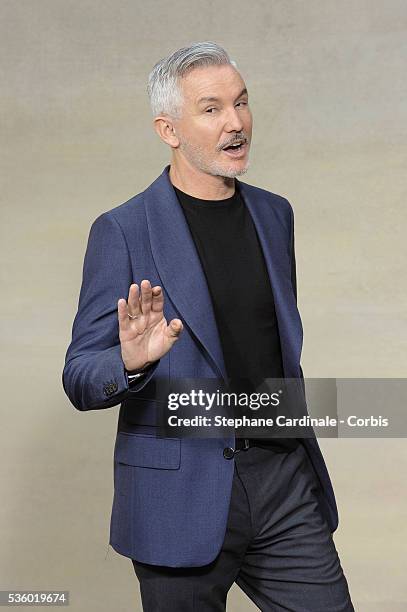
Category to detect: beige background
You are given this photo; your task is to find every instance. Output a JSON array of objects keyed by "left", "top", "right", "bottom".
[{"left": 1, "top": 1, "right": 406, "bottom": 610}]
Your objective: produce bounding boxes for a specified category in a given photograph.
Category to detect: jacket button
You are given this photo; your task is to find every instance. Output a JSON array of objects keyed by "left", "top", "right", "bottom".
[
  {"left": 103, "top": 380, "right": 118, "bottom": 397},
  {"left": 223, "top": 447, "right": 235, "bottom": 460}
]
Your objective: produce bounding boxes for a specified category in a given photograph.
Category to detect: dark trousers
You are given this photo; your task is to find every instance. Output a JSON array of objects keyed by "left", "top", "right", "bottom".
[{"left": 132, "top": 442, "right": 354, "bottom": 611}]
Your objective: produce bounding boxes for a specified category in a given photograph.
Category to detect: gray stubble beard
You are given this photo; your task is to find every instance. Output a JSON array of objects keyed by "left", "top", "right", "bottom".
[{"left": 178, "top": 139, "right": 251, "bottom": 178}]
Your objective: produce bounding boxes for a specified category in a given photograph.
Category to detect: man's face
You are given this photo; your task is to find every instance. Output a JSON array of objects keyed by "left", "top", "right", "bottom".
[{"left": 172, "top": 64, "right": 253, "bottom": 178}]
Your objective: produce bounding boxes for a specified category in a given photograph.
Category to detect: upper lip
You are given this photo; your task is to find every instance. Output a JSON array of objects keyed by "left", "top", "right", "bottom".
[{"left": 222, "top": 138, "right": 246, "bottom": 149}]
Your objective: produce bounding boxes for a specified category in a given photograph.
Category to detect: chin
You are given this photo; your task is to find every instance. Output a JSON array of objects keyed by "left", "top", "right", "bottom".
[
  {"left": 221, "top": 160, "right": 251, "bottom": 178},
  {"left": 207, "top": 158, "right": 251, "bottom": 179}
]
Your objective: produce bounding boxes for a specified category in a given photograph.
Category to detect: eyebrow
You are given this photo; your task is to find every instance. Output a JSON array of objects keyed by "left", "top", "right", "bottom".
[{"left": 196, "top": 87, "right": 248, "bottom": 106}]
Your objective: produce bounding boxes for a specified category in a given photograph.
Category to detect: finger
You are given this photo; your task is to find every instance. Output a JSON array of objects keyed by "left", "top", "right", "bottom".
[
  {"left": 127, "top": 283, "right": 141, "bottom": 319},
  {"left": 140, "top": 279, "right": 152, "bottom": 315},
  {"left": 118, "top": 298, "right": 130, "bottom": 332},
  {"left": 165, "top": 318, "right": 183, "bottom": 342},
  {"left": 151, "top": 285, "right": 164, "bottom": 313}
]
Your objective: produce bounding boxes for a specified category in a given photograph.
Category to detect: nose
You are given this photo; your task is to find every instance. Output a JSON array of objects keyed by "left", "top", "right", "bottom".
[{"left": 224, "top": 106, "right": 244, "bottom": 133}]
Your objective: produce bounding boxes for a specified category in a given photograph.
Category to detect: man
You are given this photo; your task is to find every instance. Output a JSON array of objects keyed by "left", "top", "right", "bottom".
[{"left": 63, "top": 41, "right": 354, "bottom": 611}]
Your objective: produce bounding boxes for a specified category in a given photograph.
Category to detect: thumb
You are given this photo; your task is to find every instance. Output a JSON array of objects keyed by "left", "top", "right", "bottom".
[{"left": 166, "top": 318, "right": 183, "bottom": 341}]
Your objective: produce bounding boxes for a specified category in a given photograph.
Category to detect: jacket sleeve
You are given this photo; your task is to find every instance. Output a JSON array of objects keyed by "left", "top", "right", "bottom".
[{"left": 62, "top": 211, "right": 159, "bottom": 411}]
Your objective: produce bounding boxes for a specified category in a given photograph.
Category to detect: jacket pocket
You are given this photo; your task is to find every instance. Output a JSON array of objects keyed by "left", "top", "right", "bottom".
[{"left": 113, "top": 431, "right": 181, "bottom": 470}]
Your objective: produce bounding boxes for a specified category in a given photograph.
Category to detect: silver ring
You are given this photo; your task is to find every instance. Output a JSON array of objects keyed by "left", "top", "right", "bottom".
[{"left": 128, "top": 313, "right": 140, "bottom": 320}]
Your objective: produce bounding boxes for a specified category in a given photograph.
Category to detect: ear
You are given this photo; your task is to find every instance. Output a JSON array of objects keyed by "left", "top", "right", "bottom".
[{"left": 153, "top": 116, "right": 180, "bottom": 148}]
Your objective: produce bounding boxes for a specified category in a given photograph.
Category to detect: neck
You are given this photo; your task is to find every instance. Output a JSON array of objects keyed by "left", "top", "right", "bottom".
[{"left": 169, "top": 155, "right": 235, "bottom": 200}]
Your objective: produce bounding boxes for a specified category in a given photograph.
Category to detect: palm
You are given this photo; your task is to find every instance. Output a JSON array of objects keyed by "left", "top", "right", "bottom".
[{"left": 118, "top": 280, "right": 183, "bottom": 372}]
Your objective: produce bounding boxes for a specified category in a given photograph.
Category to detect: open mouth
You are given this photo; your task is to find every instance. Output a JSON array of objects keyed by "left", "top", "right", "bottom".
[{"left": 221, "top": 141, "right": 247, "bottom": 158}]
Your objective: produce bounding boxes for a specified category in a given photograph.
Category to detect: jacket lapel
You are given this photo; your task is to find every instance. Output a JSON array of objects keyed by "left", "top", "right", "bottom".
[
  {"left": 143, "top": 165, "right": 227, "bottom": 380},
  {"left": 237, "top": 179, "right": 303, "bottom": 377}
]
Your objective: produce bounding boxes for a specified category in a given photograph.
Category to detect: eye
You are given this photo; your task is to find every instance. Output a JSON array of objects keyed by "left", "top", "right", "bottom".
[
  {"left": 236, "top": 101, "right": 248, "bottom": 107},
  {"left": 205, "top": 107, "right": 217, "bottom": 113}
]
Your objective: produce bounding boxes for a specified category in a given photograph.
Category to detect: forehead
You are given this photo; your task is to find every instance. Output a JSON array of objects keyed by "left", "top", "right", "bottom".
[{"left": 179, "top": 64, "right": 247, "bottom": 104}]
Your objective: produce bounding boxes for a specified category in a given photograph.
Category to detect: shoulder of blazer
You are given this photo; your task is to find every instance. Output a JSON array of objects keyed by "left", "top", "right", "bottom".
[
  {"left": 240, "top": 180, "right": 293, "bottom": 212},
  {"left": 91, "top": 191, "right": 148, "bottom": 241},
  {"left": 103, "top": 190, "right": 145, "bottom": 221},
  {"left": 237, "top": 179, "right": 294, "bottom": 234}
]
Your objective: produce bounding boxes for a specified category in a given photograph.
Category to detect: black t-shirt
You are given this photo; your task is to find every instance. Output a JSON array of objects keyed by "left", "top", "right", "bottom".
[{"left": 173, "top": 181, "right": 299, "bottom": 453}]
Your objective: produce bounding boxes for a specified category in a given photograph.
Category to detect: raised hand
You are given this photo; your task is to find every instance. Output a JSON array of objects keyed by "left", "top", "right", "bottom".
[{"left": 118, "top": 280, "right": 183, "bottom": 372}]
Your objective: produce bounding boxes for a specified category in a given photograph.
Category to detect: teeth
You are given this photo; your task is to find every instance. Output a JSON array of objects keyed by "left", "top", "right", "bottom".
[{"left": 224, "top": 141, "right": 244, "bottom": 149}]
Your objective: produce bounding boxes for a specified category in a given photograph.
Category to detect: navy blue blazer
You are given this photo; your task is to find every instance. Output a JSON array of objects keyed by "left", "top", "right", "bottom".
[{"left": 63, "top": 164, "right": 339, "bottom": 567}]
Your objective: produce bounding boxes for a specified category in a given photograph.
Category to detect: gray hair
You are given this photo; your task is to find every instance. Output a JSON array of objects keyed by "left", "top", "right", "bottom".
[{"left": 147, "top": 41, "right": 237, "bottom": 119}]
